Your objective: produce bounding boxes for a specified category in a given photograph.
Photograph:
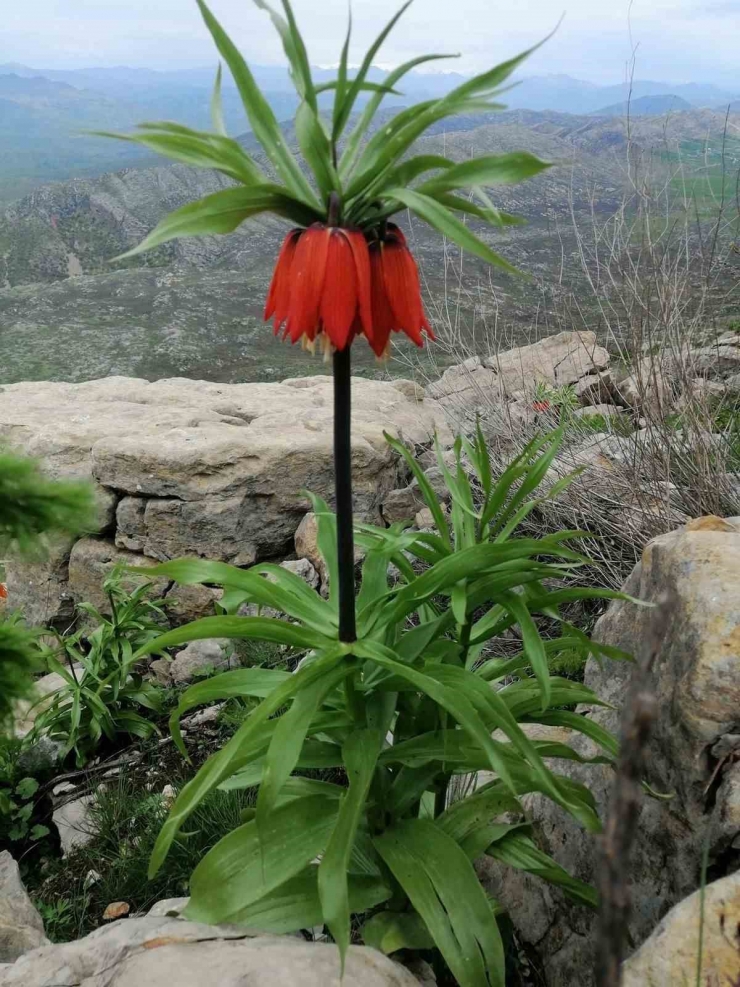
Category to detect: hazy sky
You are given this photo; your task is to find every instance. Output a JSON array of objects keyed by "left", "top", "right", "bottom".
[{"left": 5, "top": 0, "right": 740, "bottom": 88}]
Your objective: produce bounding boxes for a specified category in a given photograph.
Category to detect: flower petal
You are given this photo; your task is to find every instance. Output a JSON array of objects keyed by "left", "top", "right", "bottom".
[
  {"left": 369, "top": 245, "right": 395, "bottom": 357},
  {"left": 286, "top": 224, "right": 330, "bottom": 344},
  {"left": 319, "top": 229, "right": 358, "bottom": 351},
  {"left": 341, "top": 229, "right": 374, "bottom": 345},
  {"left": 265, "top": 229, "right": 301, "bottom": 332}
]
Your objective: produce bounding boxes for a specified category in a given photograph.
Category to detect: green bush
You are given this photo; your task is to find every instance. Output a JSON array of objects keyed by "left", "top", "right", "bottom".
[
  {"left": 29, "top": 570, "right": 166, "bottom": 767},
  {"left": 128, "top": 429, "right": 630, "bottom": 987}
]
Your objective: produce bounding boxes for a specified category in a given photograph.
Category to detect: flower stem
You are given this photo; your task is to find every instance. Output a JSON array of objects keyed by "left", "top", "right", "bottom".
[{"left": 333, "top": 345, "right": 357, "bottom": 643}]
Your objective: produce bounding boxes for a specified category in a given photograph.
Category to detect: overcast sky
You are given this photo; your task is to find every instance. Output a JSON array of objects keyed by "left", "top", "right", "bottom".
[{"left": 5, "top": 0, "right": 740, "bottom": 88}]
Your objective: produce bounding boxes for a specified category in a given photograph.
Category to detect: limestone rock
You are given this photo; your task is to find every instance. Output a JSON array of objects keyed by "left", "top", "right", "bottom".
[
  {"left": 13, "top": 667, "right": 82, "bottom": 738},
  {"left": 0, "top": 916, "right": 424, "bottom": 986},
  {"left": 690, "top": 345, "right": 740, "bottom": 376},
  {"left": 614, "top": 364, "right": 671, "bottom": 415},
  {"left": 426, "top": 332, "right": 609, "bottom": 420},
  {"left": 52, "top": 795, "right": 96, "bottom": 856},
  {"left": 573, "top": 370, "right": 615, "bottom": 406},
  {"left": 479, "top": 520, "right": 740, "bottom": 986},
  {"left": 622, "top": 872, "right": 740, "bottom": 986},
  {"left": 0, "top": 852, "right": 49, "bottom": 963},
  {"left": 162, "top": 582, "right": 222, "bottom": 625},
  {"left": 168, "top": 640, "right": 233, "bottom": 686},
  {"left": 572, "top": 404, "right": 624, "bottom": 420},
  {"left": 381, "top": 486, "right": 426, "bottom": 524},
  {"left": 279, "top": 558, "right": 320, "bottom": 592},
  {"left": 294, "top": 512, "right": 326, "bottom": 585},
  {"left": 67, "top": 537, "right": 168, "bottom": 616},
  {"left": 1, "top": 376, "right": 445, "bottom": 624}
]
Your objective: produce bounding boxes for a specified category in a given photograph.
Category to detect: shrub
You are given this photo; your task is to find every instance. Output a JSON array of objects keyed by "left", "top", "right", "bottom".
[
  {"left": 129, "top": 429, "right": 629, "bottom": 987},
  {"left": 29, "top": 569, "right": 165, "bottom": 766}
]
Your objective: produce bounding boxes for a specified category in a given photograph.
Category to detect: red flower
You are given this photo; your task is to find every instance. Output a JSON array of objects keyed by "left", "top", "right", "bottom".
[
  {"left": 532, "top": 400, "right": 551, "bottom": 413},
  {"left": 368, "top": 223, "right": 433, "bottom": 357},
  {"left": 265, "top": 224, "right": 372, "bottom": 353},
  {"left": 0, "top": 584, "right": 7, "bottom": 600},
  {"left": 264, "top": 221, "right": 433, "bottom": 357}
]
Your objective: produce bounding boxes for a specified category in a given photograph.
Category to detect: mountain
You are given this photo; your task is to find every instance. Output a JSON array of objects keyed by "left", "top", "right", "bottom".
[
  {"left": 592, "top": 94, "right": 693, "bottom": 117},
  {"left": 3, "top": 104, "right": 737, "bottom": 387},
  {"left": 1, "top": 62, "right": 738, "bottom": 203}
]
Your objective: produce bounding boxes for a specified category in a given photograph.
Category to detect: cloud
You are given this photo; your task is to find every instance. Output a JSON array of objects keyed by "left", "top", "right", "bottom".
[{"left": 4, "top": 0, "right": 740, "bottom": 89}]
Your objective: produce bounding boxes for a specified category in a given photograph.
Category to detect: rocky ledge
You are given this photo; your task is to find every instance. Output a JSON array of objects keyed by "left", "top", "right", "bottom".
[{"left": 0, "top": 375, "right": 448, "bottom": 629}]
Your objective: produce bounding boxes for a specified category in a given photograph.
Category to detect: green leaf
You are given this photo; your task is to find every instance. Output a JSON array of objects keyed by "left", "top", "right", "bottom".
[
  {"left": 304, "top": 493, "right": 339, "bottom": 610},
  {"left": 257, "top": 663, "right": 352, "bottom": 821},
  {"left": 294, "top": 99, "right": 337, "bottom": 200},
  {"left": 497, "top": 591, "right": 550, "bottom": 710},
  {"left": 333, "top": 0, "right": 413, "bottom": 139},
  {"left": 133, "top": 615, "right": 329, "bottom": 663},
  {"left": 115, "top": 186, "right": 320, "bottom": 260},
  {"left": 384, "top": 187, "right": 520, "bottom": 274},
  {"left": 228, "top": 867, "right": 391, "bottom": 932},
  {"left": 487, "top": 831, "right": 598, "bottom": 909},
  {"left": 375, "top": 818, "right": 505, "bottom": 987},
  {"left": 210, "top": 63, "right": 227, "bottom": 135},
  {"left": 30, "top": 824, "right": 50, "bottom": 841},
  {"left": 254, "top": 0, "right": 316, "bottom": 110},
  {"left": 97, "top": 127, "right": 264, "bottom": 185},
  {"left": 14, "top": 777, "right": 39, "bottom": 799},
  {"left": 419, "top": 152, "right": 551, "bottom": 196},
  {"left": 195, "top": 0, "right": 318, "bottom": 204},
  {"left": 131, "top": 556, "right": 336, "bottom": 635},
  {"left": 169, "top": 667, "right": 292, "bottom": 757},
  {"left": 318, "top": 730, "right": 381, "bottom": 966},
  {"left": 149, "top": 646, "right": 346, "bottom": 876},
  {"left": 340, "top": 53, "right": 458, "bottom": 179},
  {"left": 362, "top": 910, "right": 435, "bottom": 954},
  {"left": 383, "top": 432, "right": 451, "bottom": 550},
  {"left": 185, "top": 795, "right": 339, "bottom": 923},
  {"left": 332, "top": 10, "right": 351, "bottom": 131}
]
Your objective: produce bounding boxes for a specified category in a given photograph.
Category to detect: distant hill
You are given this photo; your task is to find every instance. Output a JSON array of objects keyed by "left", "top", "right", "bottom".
[{"left": 592, "top": 94, "right": 693, "bottom": 118}]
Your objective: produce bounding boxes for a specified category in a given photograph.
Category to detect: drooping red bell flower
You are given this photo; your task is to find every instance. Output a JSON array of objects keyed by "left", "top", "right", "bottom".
[
  {"left": 265, "top": 223, "right": 373, "bottom": 353},
  {"left": 368, "top": 223, "right": 434, "bottom": 358},
  {"left": 0, "top": 583, "right": 7, "bottom": 600}
]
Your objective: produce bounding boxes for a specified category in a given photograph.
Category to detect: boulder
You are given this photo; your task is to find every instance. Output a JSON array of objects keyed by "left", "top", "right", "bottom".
[
  {"left": 167, "top": 639, "right": 233, "bottom": 686},
  {"left": 572, "top": 404, "right": 624, "bottom": 420},
  {"left": 0, "top": 915, "right": 424, "bottom": 987},
  {"left": 622, "top": 872, "right": 740, "bottom": 986},
  {"left": 426, "top": 332, "right": 609, "bottom": 419},
  {"left": 0, "top": 852, "right": 49, "bottom": 963},
  {"left": 573, "top": 370, "right": 615, "bottom": 406},
  {"left": 381, "top": 486, "right": 427, "bottom": 524},
  {"left": 614, "top": 362, "right": 672, "bottom": 416},
  {"left": 479, "top": 518, "right": 740, "bottom": 986},
  {"left": 279, "top": 558, "right": 320, "bottom": 592},
  {"left": 0, "top": 375, "right": 446, "bottom": 627},
  {"left": 52, "top": 795, "right": 96, "bottom": 856},
  {"left": 690, "top": 345, "right": 740, "bottom": 376}
]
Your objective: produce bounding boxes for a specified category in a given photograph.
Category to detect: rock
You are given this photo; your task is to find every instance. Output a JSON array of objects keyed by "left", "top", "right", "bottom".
[
  {"left": 381, "top": 486, "right": 426, "bottom": 524},
  {"left": 15, "top": 736, "right": 64, "bottom": 775},
  {"left": 294, "top": 512, "right": 365, "bottom": 588},
  {"left": 724, "top": 372, "right": 740, "bottom": 395},
  {"left": 52, "top": 795, "right": 96, "bottom": 856},
  {"left": 622, "top": 872, "right": 740, "bottom": 986},
  {"left": 0, "top": 852, "right": 49, "bottom": 963},
  {"left": 572, "top": 404, "right": 624, "bottom": 420},
  {"left": 480, "top": 520, "right": 740, "bottom": 985},
  {"left": 614, "top": 363, "right": 671, "bottom": 415},
  {"left": 67, "top": 538, "right": 168, "bottom": 616},
  {"left": 160, "top": 785, "right": 177, "bottom": 809},
  {"left": 146, "top": 898, "right": 190, "bottom": 918},
  {"left": 167, "top": 640, "right": 233, "bottom": 686},
  {"left": 678, "top": 376, "right": 727, "bottom": 408},
  {"left": 685, "top": 514, "right": 737, "bottom": 532},
  {"left": 162, "top": 582, "right": 222, "bottom": 625},
  {"left": 102, "top": 902, "right": 130, "bottom": 921},
  {"left": 279, "top": 558, "right": 320, "bottom": 592},
  {"left": 13, "top": 667, "right": 82, "bottom": 739},
  {"left": 690, "top": 345, "right": 740, "bottom": 376},
  {"left": 573, "top": 370, "right": 615, "bottom": 405},
  {"left": 0, "top": 375, "right": 446, "bottom": 626},
  {"left": 426, "top": 333, "right": 609, "bottom": 420},
  {"left": 0, "top": 916, "right": 424, "bottom": 986},
  {"left": 5, "top": 535, "right": 77, "bottom": 630},
  {"left": 415, "top": 508, "right": 436, "bottom": 529}
]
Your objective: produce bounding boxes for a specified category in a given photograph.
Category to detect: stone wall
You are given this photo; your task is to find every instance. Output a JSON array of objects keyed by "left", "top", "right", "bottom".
[{"left": 0, "top": 375, "right": 448, "bottom": 629}]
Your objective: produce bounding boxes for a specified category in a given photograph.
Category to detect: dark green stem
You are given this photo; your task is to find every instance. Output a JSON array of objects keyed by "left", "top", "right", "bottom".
[{"left": 333, "top": 346, "right": 357, "bottom": 643}]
